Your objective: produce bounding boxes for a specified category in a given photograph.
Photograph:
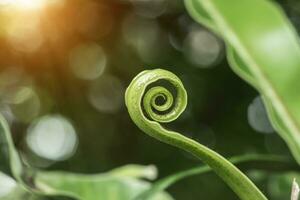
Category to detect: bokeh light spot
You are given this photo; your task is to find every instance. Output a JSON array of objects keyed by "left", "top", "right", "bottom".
[
  {"left": 88, "top": 74, "right": 124, "bottom": 114},
  {"left": 26, "top": 115, "right": 78, "bottom": 161},
  {"left": 0, "top": 173, "right": 17, "bottom": 198},
  {"left": 130, "top": 0, "right": 168, "bottom": 18},
  {"left": 122, "top": 14, "right": 171, "bottom": 63},
  {"left": 248, "top": 96, "right": 274, "bottom": 134},
  {"left": 184, "top": 27, "right": 222, "bottom": 68},
  {"left": 9, "top": 87, "right": 41, "bottom": 123},
  {"left": 69, "top": 42, "right": 107, "bottom": 80},
  {"left": 0, "top": 68, "right": 39, "bottom": 123}
]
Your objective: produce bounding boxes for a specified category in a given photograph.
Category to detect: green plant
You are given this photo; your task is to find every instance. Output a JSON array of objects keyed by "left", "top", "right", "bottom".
[
  {"left": 125, "top": 0, "right": 300, "bottom": 199},
  {"left": 125, "top": 69, "right": 267, "bottom": 200},
  {"left": 185, "top": 0, "right": 300, "bottom": 165},
  {"left": 1, "top": 0, "right": 300, "bottom": 199},
  {"left": 0, "top": 112, "right": 289, "bottom": 200},
  {"left": 0, "top": 115, "right": 173, "bottom": 200}
]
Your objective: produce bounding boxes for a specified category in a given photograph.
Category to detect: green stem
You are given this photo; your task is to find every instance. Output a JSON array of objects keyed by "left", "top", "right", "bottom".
[
  {"left": 136, "top": 154, "right": 289, "bottom": 200},
  {"left": 125, "top": 69, "right": 267, "bottom": 200}
]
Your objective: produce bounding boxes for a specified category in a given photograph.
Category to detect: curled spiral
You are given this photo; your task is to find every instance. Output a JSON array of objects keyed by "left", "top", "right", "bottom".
[
  {"left": 127, "top": 69, "right": 187, "bottom": 124},
  {"left": 125, "top": 69, "right": 187, "bottom": 137},
  {"left": 125, "top": 69, "right": 267, "bottom": 200}
]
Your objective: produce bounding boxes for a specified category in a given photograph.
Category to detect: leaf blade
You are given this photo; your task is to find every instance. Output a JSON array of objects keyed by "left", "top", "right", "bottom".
[{"left": 187, "top": 0, "right": 300, "bottom": 164}]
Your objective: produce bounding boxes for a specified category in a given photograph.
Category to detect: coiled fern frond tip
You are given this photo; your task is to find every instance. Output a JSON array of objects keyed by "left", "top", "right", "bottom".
[{"left": 125, "top": 69, "right": 267, "bottom": 200}]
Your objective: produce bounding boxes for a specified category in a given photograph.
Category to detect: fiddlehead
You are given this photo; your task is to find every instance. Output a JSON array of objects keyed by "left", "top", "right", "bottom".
[{"left": 125, "top": 69, "right": 267, "bottom": 200}]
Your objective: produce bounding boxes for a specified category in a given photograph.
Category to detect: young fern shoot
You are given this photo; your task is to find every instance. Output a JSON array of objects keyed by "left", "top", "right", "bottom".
[{"left": 125, "top": 69, "right": 267, "bottom": 200}]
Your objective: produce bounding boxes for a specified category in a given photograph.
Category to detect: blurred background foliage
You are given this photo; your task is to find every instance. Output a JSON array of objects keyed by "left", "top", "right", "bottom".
[{"left": 0, "top": 0, "right": 300, "bottom": 199}]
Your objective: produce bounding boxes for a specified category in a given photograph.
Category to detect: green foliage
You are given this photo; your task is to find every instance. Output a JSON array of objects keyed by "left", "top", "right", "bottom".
[
  {"left": 0, "top": 168, "right": 173, "bottom": 200},
  {"left": 185, "top": 0, "right": 300, "bottom": 164},
  {"left": 35, "top": 171, "right": 173, "bottom": 200},
  {"left": 125, "top": 69, "right": 267, "bottom": 200},
  {"left": 0, "top": 115, "right": 173, "bottom": 200},
  {"left": 1, "top": 0, "right": 300, "bottom": 199}
]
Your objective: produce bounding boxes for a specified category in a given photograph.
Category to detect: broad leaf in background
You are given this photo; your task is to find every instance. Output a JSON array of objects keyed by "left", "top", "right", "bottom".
[
  {"left": 0, "top": 167, "right": 173, "bottom": 200},
  {"left": 185, "top": 0, "right": 300, "bottom": 164},
  {"left": 35, "top": 171, "right": 173, "bottom": 200},
  {"left": 0, "top": 114, "right": 173, "bottom": 200}
]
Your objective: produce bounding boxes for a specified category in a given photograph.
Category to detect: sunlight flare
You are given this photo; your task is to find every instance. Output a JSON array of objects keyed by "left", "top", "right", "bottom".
[{"left": 0, "top": 0, "right": 49, "bottom": 11}]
